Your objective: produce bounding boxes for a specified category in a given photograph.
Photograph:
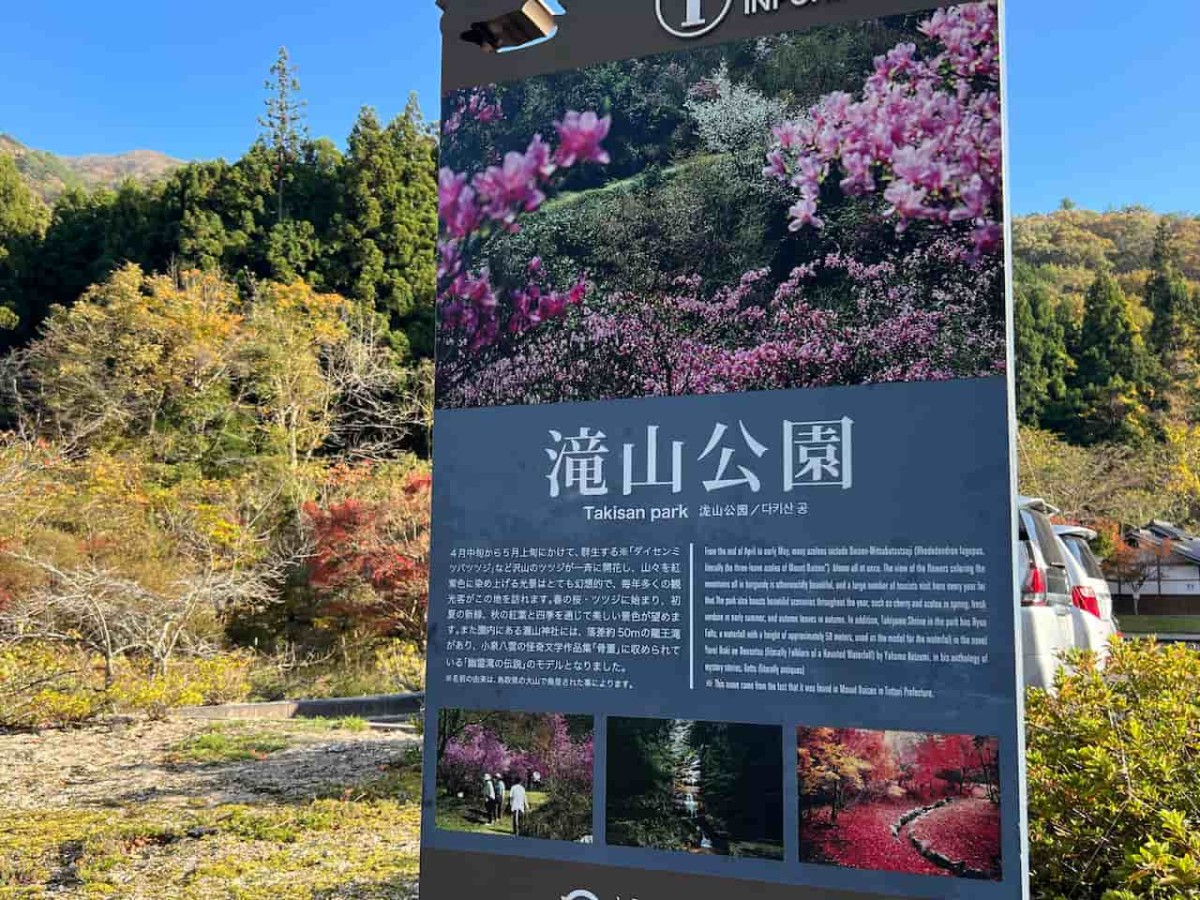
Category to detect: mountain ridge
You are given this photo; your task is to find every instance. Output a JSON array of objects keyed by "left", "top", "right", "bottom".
[{"left": 0, "top": 133, "right": 183, "bottom": 203}]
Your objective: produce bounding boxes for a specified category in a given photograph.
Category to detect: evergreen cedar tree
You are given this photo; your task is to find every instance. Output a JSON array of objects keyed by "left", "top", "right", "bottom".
[{"left": 1016, "top": 214, "right": 1200, "bottom": 447}]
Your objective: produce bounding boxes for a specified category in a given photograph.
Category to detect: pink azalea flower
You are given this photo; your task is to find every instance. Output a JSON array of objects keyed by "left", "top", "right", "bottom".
[
  {"left": 772, "top": 121, "right": 806, "bottom": 150},
  {"left": 553, "top": 111, "right": 612, "bottom": 167},
  {"left": 474, "top": 151, "right": 547, "bottom": 227},
  {"left": 763, "top": 149, "right": 789, "bottom": 181},
  {"left": 438, "top": 168, "right": 484, "bottom": 239},
  {"left": 438, "top": 107, "right": 609, "bottom": 352},
  {"left": 567, "top": 279, "right": 588, "bottom": 305},
  {"left": 788, "top": 198, "right": 824, "bottom": 231},
  {"left": 884, "top": 180, "right": 930, "bottom": 222},
  {"left": 524, "top": 134, "right": 557, "bottom": 179},
  {"left": 764, "top": 2, "right": 1001, "bottom": 249},
  {"left": 949, "top": 174, "right": 991, "bottom": 223}
]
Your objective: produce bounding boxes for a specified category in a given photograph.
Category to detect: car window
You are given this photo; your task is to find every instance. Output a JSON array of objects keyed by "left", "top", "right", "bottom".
[
  {"left": 1059, "top": 542, "right": 1086, "bottom": 585},
  {"left": 1026, "top": 511, "right": 1065, "bottom": 566},
  {"left": 1064, "top": 537, "right": 1105, "bottom": 579}
]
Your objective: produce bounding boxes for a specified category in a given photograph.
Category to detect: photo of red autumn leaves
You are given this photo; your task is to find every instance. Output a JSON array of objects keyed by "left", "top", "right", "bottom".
[{"left": 797, "top": 728, "right": 1002, "bottom": 880}]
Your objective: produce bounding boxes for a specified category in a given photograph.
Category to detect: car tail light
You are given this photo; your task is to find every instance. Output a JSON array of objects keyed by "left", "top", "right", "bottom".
[
  {"left": 1022, "top": 565, "right": 1047, "bottom": 606},
  {"left": 1071, "top": 585, "right": 1101, "bottom": 618}
]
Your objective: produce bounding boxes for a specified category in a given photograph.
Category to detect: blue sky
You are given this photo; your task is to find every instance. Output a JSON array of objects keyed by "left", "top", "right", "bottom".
[{"left": 0, "top": 0, "right": 1196, "bottom": 215}]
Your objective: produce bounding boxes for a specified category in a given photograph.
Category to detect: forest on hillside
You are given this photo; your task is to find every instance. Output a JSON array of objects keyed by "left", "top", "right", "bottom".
[
  {"left": 0, "top": 49, "right": 437, "bottom": 362},
  {"left": 0, "top": 10, "right": 1198, "bottom": 726},
  {"left": 0, "top": 133, "right": 182, "bottom": 204},
  {"left": 1014, "top": 206, "right": 1200, "bottom": 529}
]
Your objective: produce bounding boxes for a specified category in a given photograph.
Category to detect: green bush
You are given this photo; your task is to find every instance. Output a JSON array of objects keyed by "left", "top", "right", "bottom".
[
  {"left": 1105, "top": 809, "right": 1200, "bottom": 899},
  {"left": 168, "top": 725, "right": 293, "bottom": 765},
  {"left": 0, "top": 643, "right": 254, "bottom": 729},
  {"left": 109, "top": 654, "right": 253, "bottom": 719},
  {"left": 1027, "top": 639, "right": 1200, "bottom": 898},
  {"left": 0, "top": 644, "right": 108, "bottom": 729}
]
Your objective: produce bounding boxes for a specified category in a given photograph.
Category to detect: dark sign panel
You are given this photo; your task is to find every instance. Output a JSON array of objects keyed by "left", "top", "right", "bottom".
[{"left": 425, "top": 2, "right": 1026, "bottom": 898}]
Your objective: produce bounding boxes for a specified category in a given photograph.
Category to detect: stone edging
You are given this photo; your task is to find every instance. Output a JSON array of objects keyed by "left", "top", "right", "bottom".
[
  {"left": 890, "top": 797, "right": 953, "bottom": 837},
  {"left": 176, "top": 691, "right": 424, "bottom": 722},
  {"left": 895, "top": 797, "right": 1001, "bottom": 880}
]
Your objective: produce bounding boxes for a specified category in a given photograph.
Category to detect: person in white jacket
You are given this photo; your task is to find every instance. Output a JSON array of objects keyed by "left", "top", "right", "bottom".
[{"left": 509, "top": 777, "right": 528, "bottom": 835}]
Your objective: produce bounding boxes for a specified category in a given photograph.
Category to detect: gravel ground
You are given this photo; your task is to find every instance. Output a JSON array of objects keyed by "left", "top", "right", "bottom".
[
  {"left": 0, "top": 717, "right": 424, "bottom": 899},
  {"left": 0, "top": 717, "right": 418, "bottom": 812}
]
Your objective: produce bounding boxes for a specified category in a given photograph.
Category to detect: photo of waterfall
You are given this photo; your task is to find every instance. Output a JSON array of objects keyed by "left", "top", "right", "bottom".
[{"left": 605, "top": 717, "right": 784, "bottom": 860}]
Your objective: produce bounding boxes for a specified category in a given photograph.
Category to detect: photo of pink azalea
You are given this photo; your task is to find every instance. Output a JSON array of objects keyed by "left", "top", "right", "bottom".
[{"left": 436, "top": 2, "right": 1006, "bottom": 410}]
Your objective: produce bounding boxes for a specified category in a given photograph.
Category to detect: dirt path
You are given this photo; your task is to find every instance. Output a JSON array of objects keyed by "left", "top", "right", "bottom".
[{"left": 0, "top": 717, "right": 419, "bottom": 812}]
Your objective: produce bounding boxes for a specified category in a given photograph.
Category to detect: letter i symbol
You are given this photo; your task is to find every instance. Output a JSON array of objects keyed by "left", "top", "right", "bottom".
[{"left": 683, "top": 0, "right": 705, "bottom": 26}]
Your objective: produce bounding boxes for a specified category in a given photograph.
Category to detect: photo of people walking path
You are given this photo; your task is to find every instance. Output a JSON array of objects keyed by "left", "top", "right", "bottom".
[
  {"left": 435, "top": 710, "right": 594, "bottom": 844},
  {"left": 798, "top": 728, "right": 1001, "bottom": 880}
]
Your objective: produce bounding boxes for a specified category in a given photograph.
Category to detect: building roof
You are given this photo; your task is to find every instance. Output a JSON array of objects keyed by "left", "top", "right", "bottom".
[{"left": 1129, "top": 520, "right": 1200, "bottom": 565}]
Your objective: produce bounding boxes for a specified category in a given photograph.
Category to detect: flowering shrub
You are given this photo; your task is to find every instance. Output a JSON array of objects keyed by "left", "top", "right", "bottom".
[
  {"left": 441, "top": 238, "right": 1003, "bottom": 408},
  {"left": 439, "top": 723, "right": 515, "bottom": 796},
  {"left": 437, "top": 713, "right": 594, "bottom": 798},
  {"left": 434, "top": 6, "right": 1006, "bottom": 414},
  {"left": 442, "top": 86, "right": 504, "bottom": 137},
  {"left": 765, "top": 2, "right": 1002, "bottom": 256},
  {"left": 535, "top": 713, "right": 595, "bottom": 790},
  {"left": 437, "top": 110, "right": 611, "bottom": 354},
  {"left": 685, "top": 63, "right": 786, "bottom": 170}
]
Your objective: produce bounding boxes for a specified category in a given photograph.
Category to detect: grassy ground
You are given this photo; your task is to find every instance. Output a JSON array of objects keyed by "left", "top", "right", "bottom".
[
  {"left": 1120, "top": 615, "right": 1200, "bottom": 634},
  {"left": 434, "top": 791, "right": 549, "bottom": 838},
  {"left": 0, "top": 718, "right": 422, "bottom": 899},
  {"left": 540, "top": 154, "right": 721, "bottom": 214}
]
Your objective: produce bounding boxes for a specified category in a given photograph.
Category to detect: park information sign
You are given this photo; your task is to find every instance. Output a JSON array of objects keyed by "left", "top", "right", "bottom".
[{"left": 423, "top": 1, "right": 1026, "bottom": 898}]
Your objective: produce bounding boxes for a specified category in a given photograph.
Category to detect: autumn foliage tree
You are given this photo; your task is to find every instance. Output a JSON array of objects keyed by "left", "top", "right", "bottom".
[
  {"left": 303, "top": 470, "right": 432, "bottom": 649},
  {"left": 911, "top": 733, "right": 998, "bottom": 801},
  {"left": 1103, "top": 528, "right": 1176, "bottom": 614},
  {"left": 798, "top": 728, "right": 998, "bottom": 819}
]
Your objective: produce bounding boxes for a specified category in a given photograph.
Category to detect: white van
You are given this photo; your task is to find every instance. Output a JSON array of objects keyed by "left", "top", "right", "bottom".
[
  {"left": 1053, "top": 524, "right": 1116, "bottom": 626},
  {"left": 1018, "top": 497, "right": 1075, "bottom": 689},
  {"left": 1056, "top": 527, "right": 1118, "bottom": 660},
  {"left": 1017, "top": 498, "right": 1115, "bottom": 689}
]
